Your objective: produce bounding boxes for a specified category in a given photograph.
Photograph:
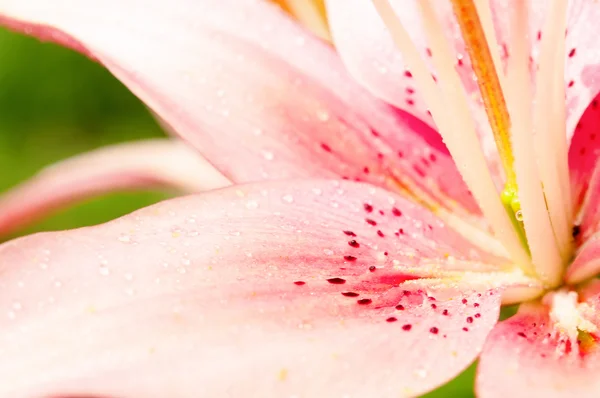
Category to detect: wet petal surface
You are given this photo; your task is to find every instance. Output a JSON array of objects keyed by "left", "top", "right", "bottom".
[
  {"left": 0, "top": 180, "right": 510, "bottom": 397},
  {"left": 0, "top": 0, "right": 479, "bottom": 216}
]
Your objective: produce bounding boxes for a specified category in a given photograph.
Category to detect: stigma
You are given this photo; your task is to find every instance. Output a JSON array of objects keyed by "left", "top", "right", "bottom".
[{"left": 372, "top": 0, "right": 574, "bottom": 287}]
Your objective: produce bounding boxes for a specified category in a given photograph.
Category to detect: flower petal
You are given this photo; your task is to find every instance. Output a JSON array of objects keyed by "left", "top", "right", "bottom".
[
  {"left": 477, "top": 289, "right": 600, "bottom": 398},
  {"left": 565, "top": 232, "right": 600, "bottom": 284},
  {"left": 325, "top": 0, "right": 502, "bottom": 181},
  {"left": 569, "top": 93, "right": 600, "bottom": 217},
  {"left": 0, "top": 180, "right": 509, "bottom": 397},
  {"left": 0, "top": 0, "right": 479, "bottom": 216},
  {"left": 562, "top": 1, "right": 600, "bottom": 140},
  {"left": 0, "top": 139, "right": 230, "bottom": 237}
]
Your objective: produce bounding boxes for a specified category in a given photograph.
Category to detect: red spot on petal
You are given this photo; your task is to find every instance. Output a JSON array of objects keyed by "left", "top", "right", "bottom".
[
  {"left": 343, "top": 230, "right": 356, "bottom": 237},
  {"left": 402, "top": 324, "right": 412, "bottom": 331},
  {"left": 466, "top": 316, "right": 474, "bottom": 323},
  {"left": 569, "top": 48, "right": 576, "bottom": 57},
  {"left": 404, "top": 70, "right": 413, "bottom": 78},
  {"left": 392, "top": 207, "right": 402, "bottom": 217},
  {"left": 320, "top": 143, "right": 332, "bottom": 152},
  {"left": 517, "top": 332, "right": 527, "bottom": 338},
  {"left": 293, "top": 281, "right": 306, "bottom": 286},
  {"left": 386, "top": 317, "right": 398, "bottom": 323},
  {"left": 341, "top": 292, "right": 359, "bottom": 297},
  {"left": 344, "top": 255, "right": 357, "bottom": 262},
  {"left": 363, "top": 203, "right": 374, "bottom": 213},
  {"left": 430, "top": 327, "right": 439, "bottom": 334},
  {"left": 442, "top": 309, "right": 449, "bottom": 316},
  {"left": 357, "top": 298, "right": 372, "bottom": 305},
  {"left": 377, "top": 230, "right": 385, "bottom": 238},
  {"left": 348, "top": 240, "right": 360, "bottom": 248},
  {"left": 327, "top": 278, "right": 346, "bottom": 284},
  {"left": 474, "top": 313, "right": 481, "bottom": 318},
  {"left": 396, "top": 304, "right": 405, "bottom": 310},
  {"left": 463, "top": 327, "right": 469, "bottom": 332},
  {"left": 365, "top": 218, "right": 377, "bottom": 226},
  {"left": 462, "top": 299, "right": 468, "bottom": 304},
  {"left": 369, "top": 266, "right": 377, "bottom": 272}
]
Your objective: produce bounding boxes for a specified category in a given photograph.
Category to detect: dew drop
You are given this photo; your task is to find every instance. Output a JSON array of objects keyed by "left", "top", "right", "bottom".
[
  {"left": 316, "top": 109, "right": 330, "bottom": 122},
  {"left": 282, "top": 194, "right": 294, "bottom": 204},
  {"left": 515, "top": 210, "right": 523, "bottom": 221}
]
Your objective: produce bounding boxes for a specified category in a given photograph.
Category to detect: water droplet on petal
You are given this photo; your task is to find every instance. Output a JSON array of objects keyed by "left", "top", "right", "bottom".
[{"left": 282, "top": 194, "right": 294, "bottom": 204}]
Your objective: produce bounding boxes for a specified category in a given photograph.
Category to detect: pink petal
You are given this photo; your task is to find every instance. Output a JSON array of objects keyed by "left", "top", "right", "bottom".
[
  {"left": 569, "top": 92, "right": 600, "bottom": 216},
  {"left": 325, "top": 0, "right": 502, "bottom": 181},
  {"left": 565, "top": 232, "right": 600, "bottom": 284},
  {"left": 0, "top": 139, "right": 230, "bottom": 237},
  {"left": 0, "top": 0, "right": 480, "bottom": 216},
  {"left": 0, "top": 180, "right": 510, "bottom": 397},
  {"left": 477, "top": 289, "right": 600, "bottom": 398},
  {"left": 562, "top": 1, "right": 600, "bottom": 140}
]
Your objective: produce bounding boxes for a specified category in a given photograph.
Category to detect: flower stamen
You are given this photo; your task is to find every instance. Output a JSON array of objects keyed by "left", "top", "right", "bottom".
[{"left": 372, "top": 0, "right": 531, "bottom": 269}]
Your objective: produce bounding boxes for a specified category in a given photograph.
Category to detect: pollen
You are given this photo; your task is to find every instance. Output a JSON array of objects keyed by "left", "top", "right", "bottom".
[{"left": 546, "top": 291, "right": 597, "bottom": 342}]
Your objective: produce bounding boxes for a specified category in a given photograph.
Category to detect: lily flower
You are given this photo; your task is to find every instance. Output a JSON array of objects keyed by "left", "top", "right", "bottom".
[{"left": 1, "top": 0, "right": 600, "bottom": 396}]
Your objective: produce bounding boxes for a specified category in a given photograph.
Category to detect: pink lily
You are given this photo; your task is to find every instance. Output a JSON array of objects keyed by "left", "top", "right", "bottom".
[{"left": 2, "top": 0, "right": 600, "bottom": 396}]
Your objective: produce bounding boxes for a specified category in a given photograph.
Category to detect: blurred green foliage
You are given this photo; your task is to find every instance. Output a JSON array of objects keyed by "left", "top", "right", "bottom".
[
  {"left": 0, "top": 28, "right": 169, "bottom": 239},
  {"left": 0, "top": 28, "right": 482, "bottom": 397}
]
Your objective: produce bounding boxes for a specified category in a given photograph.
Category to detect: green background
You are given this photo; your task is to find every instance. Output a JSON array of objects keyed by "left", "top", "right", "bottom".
[{"left": 0, "top": 28, "right": 479, "bottom": 397}]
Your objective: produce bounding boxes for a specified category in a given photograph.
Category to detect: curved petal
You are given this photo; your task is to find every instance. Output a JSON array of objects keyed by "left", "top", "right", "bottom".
[
  {"left": 563, "top": 1, "right": 600, "bottom": 140},
  {"left": 0, "top": 180, "right": 518, "bottom": 397},
  {"left": 325, "top": 0, "right": 501, "bottom": 181},
  {"left": 0, "top": 0, "right": 480, "bottom": 217},
  {"left": 569, "top": 92, "right": 600, "bottom": 218},
  {"left": 477, "top": 288, "right": 600, "bottom": 398},
  {"left": 0, "top": 139, "right": 230, "bottom": 237},
  {"left": 565, "top": 232, "right": 600, "bottom": 284}
]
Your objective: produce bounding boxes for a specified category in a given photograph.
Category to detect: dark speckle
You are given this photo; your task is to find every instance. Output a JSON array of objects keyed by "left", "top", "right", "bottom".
[
  {"left": 293, "top": 281, "right": 306, "bottom": 286},
  {"left": 463, "top": 327, "right": 469, "bottom": 332},
  {"left": 343, "top": 230, "right": 357, "bottom": 237},
  {"left": 466, "top": 316, "right": 474, "bottom": 323},
  {"left": 377, "top": 230, "right": 385, "bottom": 238},
  {"left": 344, "top": 255, "right": 357, "bottom": 262},
  {"left": 357, "top": 298, "right": 372, "bottom": 305},
  {"left": 341, "top": 292, "right": 359, "bottom": 297},
  {"left": 430, "top": 327, "right": 439, "bottom": 334},
  {"left": 348, "top": 240, "right": 360, "bottom": 248},
  {"left": 369, "top": 265, "right": 377, "bottom": 272},
  {"left": 569, "top": 48, "right": 576, "bottom": 57},
  {"left": 462, "top": 299, "right": 468, "bottom": 304},
  {"left": 474, "top": 313, "right": 481, "bottom": 318},
  {"left": 402, "top": 324, "right": 412, "bottom": 331},
  {"left": 365, "top": 218, "right": 377, "bottom": 226},
  {"left": 392, "top": 207, "right": 402, "bottom": 217},
  {"left": 431, "top": 304, "right": 437, "bottom": 309},
  {"left": 321, "top": 143, "right": 332, "bottom": 152},
  {"left": 327, "top": 278, "right": 346, "bottom": 285},
  {"left": 517, "top": 332, "right": 527, "bottom": 338},
  {"left": 442, "top": 309, "right": 449, "bottom": 316},
  {"left": 363, "top": 203, "right": 374, "bottom": 213},
  {"left": 386, "top": 317, "right": 398, "bottom": 323},
  {"left": 573, "top": 225, "right": 581, "bottom": 238},
  {"left": 396, "top": 304, "right": 405, "bottom": 310}
]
